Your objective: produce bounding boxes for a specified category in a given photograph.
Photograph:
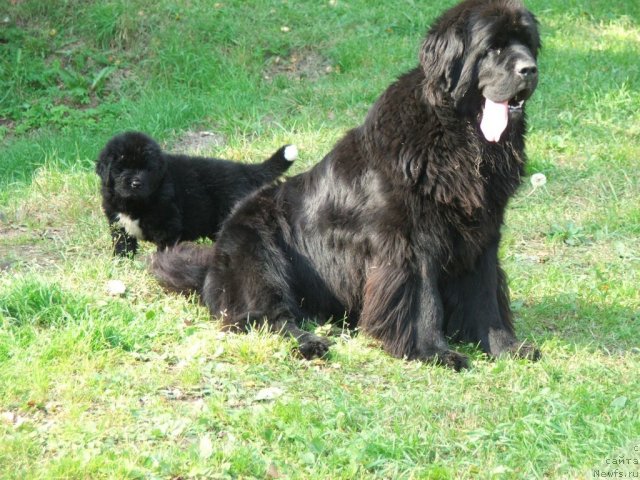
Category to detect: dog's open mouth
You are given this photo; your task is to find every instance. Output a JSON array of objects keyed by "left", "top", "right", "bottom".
[
  {"left": 508, "top": 91, "right": 527, "bottom": 112},
  {"left": 480, "top": 91, "right": 529, "bottom": 142}
]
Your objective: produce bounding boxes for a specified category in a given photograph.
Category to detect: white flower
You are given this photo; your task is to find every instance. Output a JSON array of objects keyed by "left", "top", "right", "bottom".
[
  {"left": 530, "top": 173, "right": 547, "bottom": 188},
  {"left": 105, "top": 279, "right": 126, "bottom": 296}
]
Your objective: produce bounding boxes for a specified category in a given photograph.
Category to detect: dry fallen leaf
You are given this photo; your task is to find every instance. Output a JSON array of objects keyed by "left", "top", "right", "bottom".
[{"left": 266, "top": 463, "right": 282, "bottom": 479}]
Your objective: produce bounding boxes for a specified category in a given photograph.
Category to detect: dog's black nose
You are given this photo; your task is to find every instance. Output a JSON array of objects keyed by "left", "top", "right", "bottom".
[
  {"left": 516, "top": 59, "right": 538, "bottom": 78},
  {"left": 131, "top": 179, "right": 142, "bottom": 189}
]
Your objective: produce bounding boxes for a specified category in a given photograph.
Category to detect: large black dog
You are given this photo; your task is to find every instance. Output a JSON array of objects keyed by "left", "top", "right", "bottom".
[
  {"left": 152, "top": 0, "right": 541, "bottom": 370},
  {"left": 96, "top": 131, "right": 296, "bottom": 256}
]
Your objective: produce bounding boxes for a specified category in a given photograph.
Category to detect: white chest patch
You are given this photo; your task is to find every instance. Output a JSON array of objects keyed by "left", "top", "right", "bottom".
[{"left": 117, "top": 213, "right": 144, "bottom": 239}]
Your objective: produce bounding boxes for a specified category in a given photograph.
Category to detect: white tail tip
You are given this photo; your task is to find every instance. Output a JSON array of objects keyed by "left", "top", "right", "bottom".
[{"left": 284, "top": 144, "right": 298, "bottom": 161}]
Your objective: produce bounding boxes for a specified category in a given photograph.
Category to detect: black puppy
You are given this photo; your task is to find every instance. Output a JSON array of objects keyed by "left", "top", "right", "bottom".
[{"left": 96, "top": 131, "right": 297, "bottom": 256}]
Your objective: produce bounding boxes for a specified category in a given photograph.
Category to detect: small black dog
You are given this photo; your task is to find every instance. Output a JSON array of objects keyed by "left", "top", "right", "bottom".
[{"left": 96, "top": 131, "right": 296, "bottom": 256}]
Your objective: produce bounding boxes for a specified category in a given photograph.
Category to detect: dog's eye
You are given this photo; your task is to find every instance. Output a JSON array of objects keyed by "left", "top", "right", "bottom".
[{"left": 489, "top": 47, "right": 502, "bottom": 56}]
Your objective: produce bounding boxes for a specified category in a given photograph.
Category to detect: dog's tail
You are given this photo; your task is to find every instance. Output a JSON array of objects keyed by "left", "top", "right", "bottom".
[
  {"left": 150, "top": 243, "right": 214, "bottom": 297},
  {"left": 249, "top": 144, "right": 297, "bottom": 186}
]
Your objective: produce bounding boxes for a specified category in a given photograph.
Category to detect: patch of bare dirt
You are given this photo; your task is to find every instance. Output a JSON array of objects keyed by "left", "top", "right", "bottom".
[
  {"left": 264, "top": 49, "right": 335, "bottom": 82},
  {"left": 170, "top": 131, "right": 227, "bottom": 156},
  {"left": 0, "top": 225, "right": 64, "bottom": 271},
  {"left": 106, "top": 67, "right": 138, "bottom": 93}
]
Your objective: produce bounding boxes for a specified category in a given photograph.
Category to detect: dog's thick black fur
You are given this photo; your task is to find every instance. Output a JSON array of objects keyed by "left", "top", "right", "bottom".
[
  {"left": 152, "top": 0, "right": 541, "bottom": 369},
  {"left": 96, "top": 131, "right": 296, "bottom": 256}
]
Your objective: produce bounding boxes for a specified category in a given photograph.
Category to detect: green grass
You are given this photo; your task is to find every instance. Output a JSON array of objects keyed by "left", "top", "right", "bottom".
[{"left": 1, "top": 0, "right": 639, "bottom": 478}]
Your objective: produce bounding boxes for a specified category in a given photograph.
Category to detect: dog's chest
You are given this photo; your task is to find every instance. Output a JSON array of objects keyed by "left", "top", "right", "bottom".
[{"left": 117, "top": 213, "right": 144, "bottom": 239}]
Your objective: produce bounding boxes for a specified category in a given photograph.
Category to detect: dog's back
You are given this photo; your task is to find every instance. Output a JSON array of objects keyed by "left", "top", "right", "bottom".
[{"left": 164, "top": 144, "right": 297, "bottom": 242}]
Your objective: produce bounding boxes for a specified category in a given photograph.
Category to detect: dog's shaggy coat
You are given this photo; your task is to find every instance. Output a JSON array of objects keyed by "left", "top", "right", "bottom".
[
  {"left": 96, "top": 131, "right": 295, "bottom": 256},
  {"left": 152, "top": 0, "right": 542, "bottom": 369}
]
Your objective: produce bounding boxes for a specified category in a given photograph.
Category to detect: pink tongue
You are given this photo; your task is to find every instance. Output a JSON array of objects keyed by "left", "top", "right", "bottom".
[{"left": 480, "top": 98, "right": 509, "bottom": 142}]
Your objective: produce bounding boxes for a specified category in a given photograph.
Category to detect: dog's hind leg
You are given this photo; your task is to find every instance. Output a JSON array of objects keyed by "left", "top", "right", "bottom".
[
  {"left": 272, "top": 317, "right": 333, "bottom": 359},
  {"left": 219, "top": 309, "right": 332, "bottom": 360},
  {"left": 201, "top": 226, "right": 332, "bottom": 360}
]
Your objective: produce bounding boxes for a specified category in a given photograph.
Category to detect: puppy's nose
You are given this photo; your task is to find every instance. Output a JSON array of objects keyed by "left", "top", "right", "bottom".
[
  {"left": 515, "top": 59, "right": 538, "bottom": 79},
  {"left": 131, "top": 179, "right": 142, "bottom": 189}
]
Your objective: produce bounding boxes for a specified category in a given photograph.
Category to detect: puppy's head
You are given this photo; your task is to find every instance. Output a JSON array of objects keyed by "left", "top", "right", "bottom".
[{"left": 96, "top": 131, "right": 167, "bottom": 200}]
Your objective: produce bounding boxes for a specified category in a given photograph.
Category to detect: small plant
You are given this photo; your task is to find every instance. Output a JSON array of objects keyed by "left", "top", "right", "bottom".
[{"left": 546, "top": 221, "right": 590, "bottom": 246}]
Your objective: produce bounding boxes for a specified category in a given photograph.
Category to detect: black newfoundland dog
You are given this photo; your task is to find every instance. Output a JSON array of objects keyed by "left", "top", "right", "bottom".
[
  {"left": 152, "top": 0, "right": 541, "bottom": 370},
  {"left": 96, "top": 131, "right": 296, "bottom": 256}
]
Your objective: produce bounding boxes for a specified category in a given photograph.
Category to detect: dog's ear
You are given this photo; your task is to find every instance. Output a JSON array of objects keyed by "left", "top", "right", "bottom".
[
  {"left": 96, "top": 151, "right": 112, "bottom": 186},
  {"left": 420, "top": 24, "right": 466, "bottom": 106}
]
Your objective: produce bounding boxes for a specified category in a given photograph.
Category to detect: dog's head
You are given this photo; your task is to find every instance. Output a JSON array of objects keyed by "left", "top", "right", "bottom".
[
  {"left": 96, "top": 131, "right": 167, "bottom": 200},
  {"left": 420, "top": 0, "right": 540, "bottom": 141}
]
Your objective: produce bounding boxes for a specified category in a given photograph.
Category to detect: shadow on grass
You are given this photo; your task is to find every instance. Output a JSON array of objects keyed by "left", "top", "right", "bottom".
[{"left": 517, "top": 294, "right": 639, "bottom": 354}]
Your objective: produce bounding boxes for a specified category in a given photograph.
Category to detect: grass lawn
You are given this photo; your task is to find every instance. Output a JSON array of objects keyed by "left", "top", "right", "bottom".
[{"left": 1, "top": 0, "right": 639, "bottom": 478}]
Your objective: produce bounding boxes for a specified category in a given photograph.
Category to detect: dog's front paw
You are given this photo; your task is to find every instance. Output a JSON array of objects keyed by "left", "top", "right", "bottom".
[
  {"left": 433, "top": 350, "right": 470, "bottom": 371},
  {"left": 113, "top": 243, "right": 137, "bottom": 257},
  {"left": 297, "top": 335, "right": 332, "bottom": 360},
  {"left": 416, "top": 349, "right": 470, "bottom": 371},
  {"left": 504, "top": 341, "right": 541, "bottom": 361}
]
